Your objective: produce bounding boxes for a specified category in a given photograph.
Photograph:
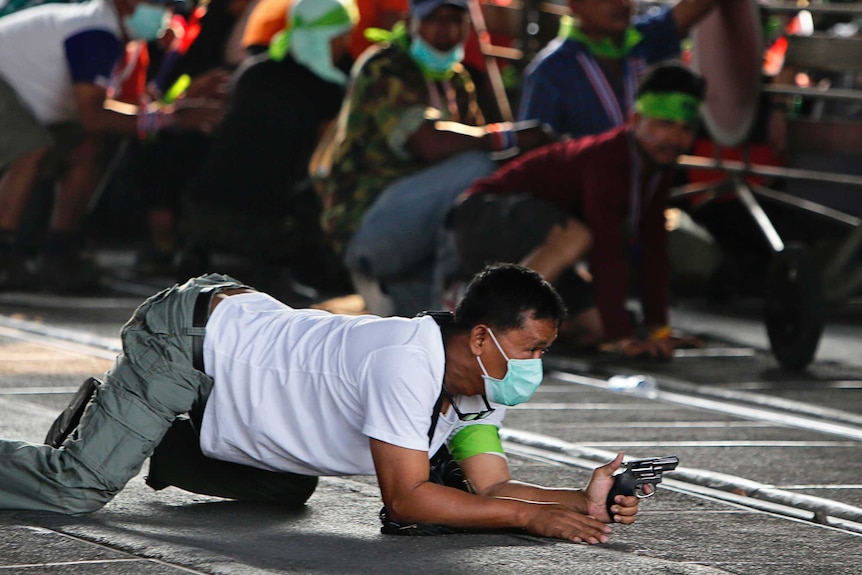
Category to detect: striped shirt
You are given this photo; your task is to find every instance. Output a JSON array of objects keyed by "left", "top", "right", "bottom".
[{"left": 518, "top": 8, "right": 680, "bottom": 138}]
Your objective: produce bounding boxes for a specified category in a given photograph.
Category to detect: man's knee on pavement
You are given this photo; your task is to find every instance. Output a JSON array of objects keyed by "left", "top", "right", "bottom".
[
  {"left": 37, "top": 455, "right": 119, "bottom": 515},
  {"left": 59, "top": 491, "right": 113, "bottom": 515}
]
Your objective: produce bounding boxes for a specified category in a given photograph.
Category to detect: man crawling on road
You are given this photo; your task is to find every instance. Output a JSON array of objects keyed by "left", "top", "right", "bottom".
[{"left": 0, "top": 264, "right": 642, "bottom": 543}]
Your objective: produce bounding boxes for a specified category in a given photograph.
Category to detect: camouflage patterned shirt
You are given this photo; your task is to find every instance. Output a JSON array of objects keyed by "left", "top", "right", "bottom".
[{"left": 318, "top": 40, "right": 483, "bottom": 252}]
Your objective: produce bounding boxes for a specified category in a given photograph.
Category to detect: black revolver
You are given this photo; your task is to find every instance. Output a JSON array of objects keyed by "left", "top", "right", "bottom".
[{"left": 605, "top": 456, "right": 679, "bottom": 519}]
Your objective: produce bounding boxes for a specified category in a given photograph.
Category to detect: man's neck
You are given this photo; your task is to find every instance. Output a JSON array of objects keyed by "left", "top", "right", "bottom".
[
  {"left": 581, "top": 27, "right": 625, "bottom": 47},
  {"left": 566, "top": 22, "right": 643, "bottom": 61},
  {"left": 442, "top": 332, "right": 479, "bottom": 398},
  {"left": 576, "top": 28, "right": 625, "bottom": 76}
]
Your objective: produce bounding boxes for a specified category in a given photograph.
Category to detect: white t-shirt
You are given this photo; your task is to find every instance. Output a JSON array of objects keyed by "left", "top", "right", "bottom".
[
  {"left": 0, "top": 0, "right": 124, "bottom": 124},
  {"left": 199, "top": 293, "right": 505, "bottom": 476}
]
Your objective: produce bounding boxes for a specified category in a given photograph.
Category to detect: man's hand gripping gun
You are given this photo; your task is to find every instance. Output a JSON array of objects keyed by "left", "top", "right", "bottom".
[{"left": 606, "top": 456, "right": 679, "bottom": 517}]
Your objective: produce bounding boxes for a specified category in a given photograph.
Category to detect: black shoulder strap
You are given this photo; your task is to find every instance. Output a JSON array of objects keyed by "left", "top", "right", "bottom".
[
  {"left": 417, "top": 310, "right": 455, "bottom": 326},
  {"left": 416, "top": 310, "right": 454, "bottom": 444},
  {"left": 428, "top": 391, "right": 444, "bottom": 443},
  {"left": 191, "top": 286, "right": 218, "bottom": 372}
]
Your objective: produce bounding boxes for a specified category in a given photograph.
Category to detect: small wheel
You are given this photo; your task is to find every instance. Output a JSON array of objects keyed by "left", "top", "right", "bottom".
[{"left": 763, "top": 243, "right": 824, "bottom": 371}]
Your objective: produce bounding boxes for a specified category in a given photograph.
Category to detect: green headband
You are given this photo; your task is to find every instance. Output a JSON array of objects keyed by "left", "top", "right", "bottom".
[
  {"left": 269, "top": 2, "right": 357, "bottom": 62},
  {"left": 559, "top": 15, "right": 643, "bottom": 59},
  {"left": 364, "top": 20, "right": 408, "bottom": 46},
  {"left": 634, "top": 92, "right": 702, "bottom": 123}
]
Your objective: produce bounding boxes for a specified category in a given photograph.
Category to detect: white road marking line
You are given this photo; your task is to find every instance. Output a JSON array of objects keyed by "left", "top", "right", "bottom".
[
  {"left": 0, "top": 293, "right": 141, "bottom": 308},
  {"left": 776, "top": 484, "right": 862, "bottom": 490},
  {"left": 544, "top": 421, "right": 774, "bottom": 428},
  {"left": 512, "top": 403, "right": 675, "bottom": 410},
  {"left": 502, "top": 434, "right": 862, "bottom": 536},
  {"left": 543, "top": 440, "right": 854, "bottom": 447},
  {"left": 14, "top": 526, "right": 212, "bottom": 574},
  {"left": 0, "top": 396, "right": 59, "bottom": 418},
  {"left": 0, "top": 317, "right": 121, "bottom": 354},
  {"left": 550, "top": 370, "right": 862, "bottom": 442},
  {"left": 0, "top": 559, "right": 148, "bottom": 570},
  {"left": 0, "top": 387, "right": 82, "bottom": 395}
]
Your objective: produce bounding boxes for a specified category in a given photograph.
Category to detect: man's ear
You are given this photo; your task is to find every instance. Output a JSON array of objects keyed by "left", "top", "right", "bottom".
[{"left": 469, "top": 324, "right": 489, "bottom": 356}]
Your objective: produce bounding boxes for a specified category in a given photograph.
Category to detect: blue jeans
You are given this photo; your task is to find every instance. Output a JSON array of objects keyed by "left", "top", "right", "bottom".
[{"left": 344, "top": 151, "right": 496, "bottom": 316}]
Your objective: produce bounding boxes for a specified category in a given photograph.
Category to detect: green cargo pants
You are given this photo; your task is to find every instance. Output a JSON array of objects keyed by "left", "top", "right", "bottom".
[{"left": 0, "top": 273, "right": 316, "bottom": 514}]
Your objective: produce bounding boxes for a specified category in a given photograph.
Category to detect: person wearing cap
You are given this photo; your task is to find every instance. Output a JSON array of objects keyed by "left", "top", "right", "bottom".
[
  {"left": 175, "top": 0, "right": 356, "bottom": 290},
  {"left": 518, "top": 0, "right": 724, "bottom": 139},
  {"left": 318, "top": 0, "right": 555, "bottom": 318},
  {"left": 0, "top": 0, "right": 224, "bottom": 291},
  {"left": 0, "top": 264, "right": 645, "bottom": 544},
  {"left": 449, "top": 62, "right": 705, "bottom": 359}
]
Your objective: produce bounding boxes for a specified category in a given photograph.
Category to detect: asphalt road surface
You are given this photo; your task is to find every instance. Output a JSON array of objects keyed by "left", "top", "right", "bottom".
[{"left": 0, "top": 272, "right": 860, "bottom": 574}]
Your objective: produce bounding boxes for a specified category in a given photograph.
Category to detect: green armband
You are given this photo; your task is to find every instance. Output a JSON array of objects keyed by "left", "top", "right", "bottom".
[{"left": 449, "top": 424, "right": 504, "bottom": 462}]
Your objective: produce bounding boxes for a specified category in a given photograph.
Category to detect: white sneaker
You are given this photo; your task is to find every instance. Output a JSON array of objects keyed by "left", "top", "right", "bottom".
[{"left": 351, "top": 273, "right": 394, "bottom": 317}]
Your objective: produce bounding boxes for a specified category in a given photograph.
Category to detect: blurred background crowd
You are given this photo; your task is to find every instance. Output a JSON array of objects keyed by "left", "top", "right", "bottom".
[{"left": 1, "top": 0, "right": 861, "bottom": 356}]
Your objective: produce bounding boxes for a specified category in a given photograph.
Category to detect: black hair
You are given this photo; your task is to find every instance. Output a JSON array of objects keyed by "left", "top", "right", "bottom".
[
  {"left": 636, "top": 60, "right": 706, "bottom": 101},
  {"left": 452, "top": 264, "right": 567, "bottom": 332}
]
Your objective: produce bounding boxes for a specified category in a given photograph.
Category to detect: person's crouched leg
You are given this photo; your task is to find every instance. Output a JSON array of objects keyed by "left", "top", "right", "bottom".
[{"left": 147, "top": 416, "right": 318, "bottom": 506}]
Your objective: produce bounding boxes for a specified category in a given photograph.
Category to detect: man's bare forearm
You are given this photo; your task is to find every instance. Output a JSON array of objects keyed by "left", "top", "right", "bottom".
[
  {"left": 389, "top": 480, "right": 614, "bottom": 543},
  {"left": 481, "top": 479, "right": 588, "bottom": 513},
  {"left": 386, "top": 480, "right": 536, "bottom": 529}
]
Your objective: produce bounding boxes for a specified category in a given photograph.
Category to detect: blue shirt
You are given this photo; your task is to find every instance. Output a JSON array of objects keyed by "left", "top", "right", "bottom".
[{"left": 517, "top": 8, "right": 681, "bottom": 138}]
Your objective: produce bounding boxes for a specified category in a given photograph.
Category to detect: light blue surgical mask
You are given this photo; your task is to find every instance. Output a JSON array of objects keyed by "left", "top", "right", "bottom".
[
  {"left": 409, "top": 36, "right": 464, "bottom": 80},
  {"left": 123, "top": 2, "right": 169, "bottom": 41},
  {"left": 476, "top": 329, "right": 543, "bottom": 406}
]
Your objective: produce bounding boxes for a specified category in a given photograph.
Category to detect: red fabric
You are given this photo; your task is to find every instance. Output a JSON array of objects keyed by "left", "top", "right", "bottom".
[
  {"left": 763, "top": 35, "right": 787, "bottom": 77},
  {"left": 113, "top": 42, "right": 150, "bottom": 104},
  {"left": 467, "top": 126, "right": 674, "bottom": 338},
  {"left": 176, "top": 5, "right": 206, "bottom": 54},
  {"left": 687, "top": 140, "right": 783, "bottom": 186}
]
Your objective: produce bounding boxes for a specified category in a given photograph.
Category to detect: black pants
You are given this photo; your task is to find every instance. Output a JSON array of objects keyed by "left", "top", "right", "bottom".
[{"left": 147, "top": 415, "right": 318, "bottom": 506}]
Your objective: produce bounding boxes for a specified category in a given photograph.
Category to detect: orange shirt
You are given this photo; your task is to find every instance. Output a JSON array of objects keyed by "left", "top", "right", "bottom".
[
  {"left": 241, "top": 0, "right": 294, "bottom": 49},
  {"left": 241, "top": 0, "right": 409, "bottom": 59}
]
